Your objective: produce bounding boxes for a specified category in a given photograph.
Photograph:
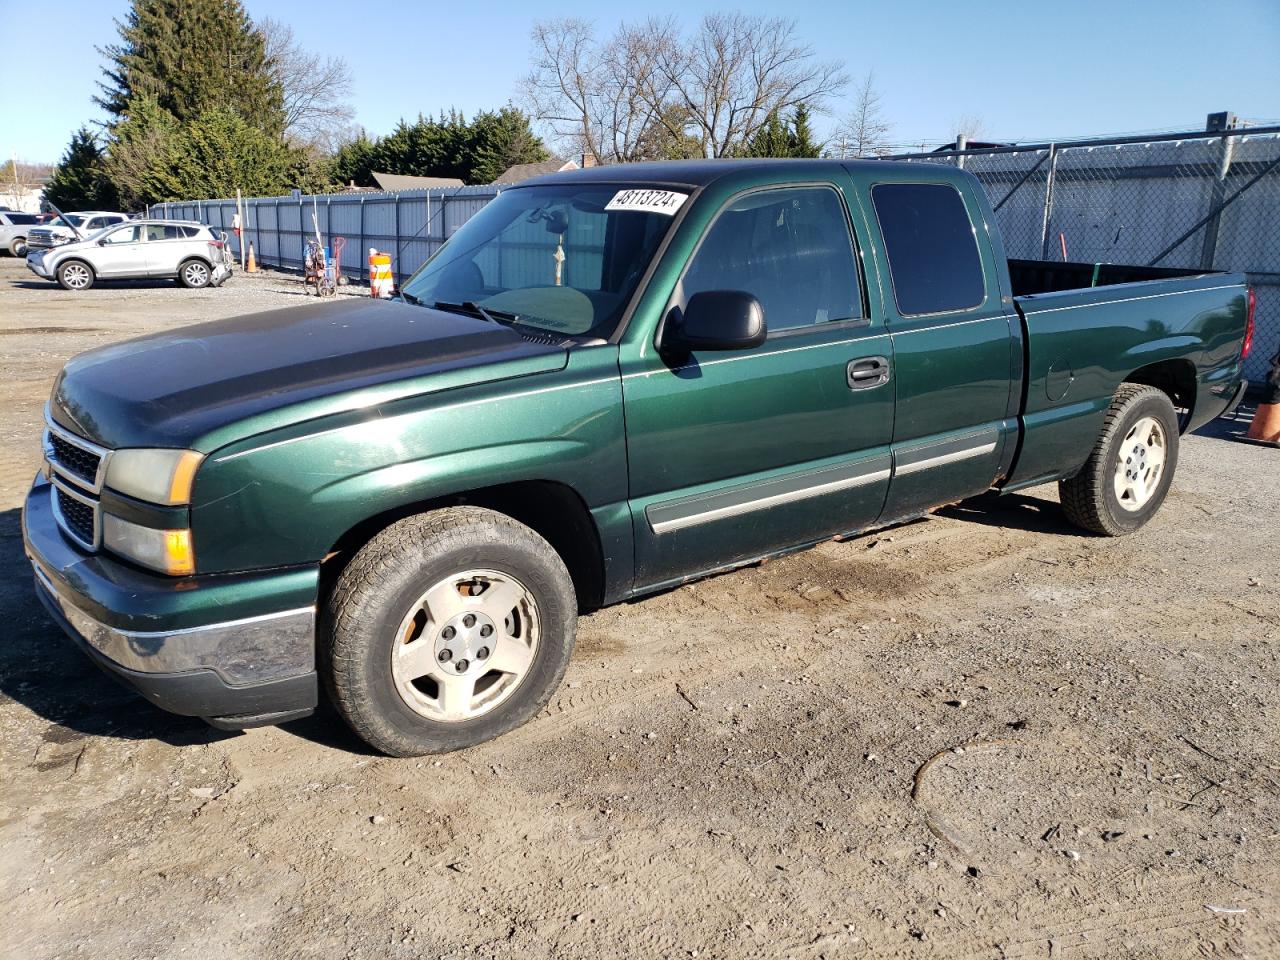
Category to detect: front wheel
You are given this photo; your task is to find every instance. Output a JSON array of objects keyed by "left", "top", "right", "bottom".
[
  {"left": 56, "top": 260, "right": 94, "bottom": 291},
  {"left": 1059, "top": 383, "right": 1179, "bottom": 536},
  {"left": 9, "top": 237, "right": 27, "bottom": 257},
  {"left": 323, "top": 507, "right": 577, "bottom": 756}
]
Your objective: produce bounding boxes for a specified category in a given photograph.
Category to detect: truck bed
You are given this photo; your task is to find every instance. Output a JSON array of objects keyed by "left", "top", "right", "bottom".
[
  {"left": 1004, "top": 266, "right": 1250, "bottom": 490},
  {"left": 1008, "top": 258, "right": 1213, "bottom": 296}
]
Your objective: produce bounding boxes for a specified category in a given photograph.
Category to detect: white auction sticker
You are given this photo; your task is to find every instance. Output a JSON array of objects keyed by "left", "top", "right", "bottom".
[{"left": 604, "top": 189, "right": 688, "bottom": 216}]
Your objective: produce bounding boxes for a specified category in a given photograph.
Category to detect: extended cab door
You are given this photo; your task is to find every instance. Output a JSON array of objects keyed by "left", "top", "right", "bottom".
[
  {"left": 857, "top": 172, "right": 1018, "bottom": 523},
  {"left": 90, "top": 224, "right": 147, "bottom": 278},
  {"left": 621, "top": 182, "right": 894, "bottom": 591}
]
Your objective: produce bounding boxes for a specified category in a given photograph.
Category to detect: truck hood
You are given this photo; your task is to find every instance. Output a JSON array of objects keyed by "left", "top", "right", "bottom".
[{"left": 49, "top": 298, "right": 568, "bottom": 450}]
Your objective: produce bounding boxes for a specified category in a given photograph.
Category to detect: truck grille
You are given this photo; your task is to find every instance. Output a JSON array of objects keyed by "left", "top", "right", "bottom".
[
  {"left": 48, "top": 433, "right": 102, "bottom": 487},
  {"left": 53, "top": 484, "right": 98, "bottom": 549},
  {"left": 43, "top": 412, "right": 110, "bottom": 551}
]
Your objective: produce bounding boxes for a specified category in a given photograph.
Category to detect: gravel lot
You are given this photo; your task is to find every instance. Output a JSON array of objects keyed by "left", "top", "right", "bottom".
[{"left": 1, "top": 255, "right": 1277, "bottom": 959}]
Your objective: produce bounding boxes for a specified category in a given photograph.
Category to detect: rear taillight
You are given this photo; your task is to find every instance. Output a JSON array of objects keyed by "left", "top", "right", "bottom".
[
  {"left": 209, "top": 239, "right": 225, "bottom": 249},
  {"left": 1242, "top": 287, "right": 1256, "bottom": 360}
]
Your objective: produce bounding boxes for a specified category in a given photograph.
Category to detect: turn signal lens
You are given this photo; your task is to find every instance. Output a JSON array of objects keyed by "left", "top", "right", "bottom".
[{"left": 102, "top": 514, "right": 195, "bottom": 576}]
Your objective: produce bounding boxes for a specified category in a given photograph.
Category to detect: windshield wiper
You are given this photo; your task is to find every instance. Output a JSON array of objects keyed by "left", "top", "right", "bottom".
[
  {"left": 432, "top": 299, "right": 523, "bottom": 327},
  {"left": 400, "top": 290, "right": 424, "bottom": 306}
]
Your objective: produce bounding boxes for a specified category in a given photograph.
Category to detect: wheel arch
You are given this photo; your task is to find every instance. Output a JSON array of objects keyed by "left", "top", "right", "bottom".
[
  {"left": 56, "top": 257, "right": 96, "bottom": 280},
  {"left": 1123, "top": 359, "right": 1197, "bottom": 432},
  {"left": 319, "top": 479, "right": 607, "bottom": 615}
]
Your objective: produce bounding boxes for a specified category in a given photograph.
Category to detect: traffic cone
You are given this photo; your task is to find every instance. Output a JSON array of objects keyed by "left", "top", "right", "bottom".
[
  {"left": 246, "top": 242, "right": 258, "bottom": 273},
  {"left": 1247, "top": 402, "right": 1280, "bottom": 445}
]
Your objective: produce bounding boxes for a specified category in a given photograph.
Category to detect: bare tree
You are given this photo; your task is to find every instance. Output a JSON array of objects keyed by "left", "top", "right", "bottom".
[
  {"left": 523, "top": 18, "right": 676, "bottom": 164},
  {"left": 951, "top": 113, "right": 987, "bottom": 146},
  {"left": 259, "top": 17, "right": 354, "bottom": 150},
  {"left": 651, "top": 14, "right": 847, "bottom": 158},
  {"left": 524, "top": 14, "right": 846, "bottom": 162},
  {"left": 834, "top": 71, "right": 892, "bottom": 158}
]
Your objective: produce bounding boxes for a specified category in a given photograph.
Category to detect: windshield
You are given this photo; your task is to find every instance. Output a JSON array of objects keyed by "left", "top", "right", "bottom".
[
  {"left": 401, "top": 184, "right": 685, "bottom": 340},
  {"left": 49, "top": 215, "right": 88, "bottom": 229}
]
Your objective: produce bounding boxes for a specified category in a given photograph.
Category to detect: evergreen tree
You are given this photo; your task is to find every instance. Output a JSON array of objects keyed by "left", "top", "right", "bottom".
[
  {"left": 45, "top": 128, "right": 117, "bottom": 211},
  {"left": 97, "top": 0, "right": 285, "bottom": 137},
  {"left": 103, "top": 95, "right": 180, "bottom": 208},
  {"left": 331, "top": 131, "right": 380, "bottom": 188},
  {"left": 466, "top": 107, "right": 549, "bottom": 184},
  {"left": 789, "top": 104, "right": 821, "bottom": 159},
  {"left": 739, "top": 105, "right": 822, "bottom": 159},
  {"left": 149, "top": 107, "right": 294, "bottom": 200}
]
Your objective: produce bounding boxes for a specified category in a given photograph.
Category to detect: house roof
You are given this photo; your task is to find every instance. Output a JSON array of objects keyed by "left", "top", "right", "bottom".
[
  {"left": 371, "top": 172, "right": 466, "bottom": 191},
  {"left": 492, "top": 158, "right": 579, "bottom": 185}
]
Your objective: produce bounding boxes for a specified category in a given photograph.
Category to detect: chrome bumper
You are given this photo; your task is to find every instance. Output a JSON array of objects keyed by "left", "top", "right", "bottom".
[{"left": 33, "top": 564, "right": 315, "bottom": 685}]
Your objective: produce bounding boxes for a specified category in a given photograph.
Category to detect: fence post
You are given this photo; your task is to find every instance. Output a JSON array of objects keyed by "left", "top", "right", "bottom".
[
  {"left": 956, "top": 133, "right": 967, "bottom": 170},
  {"left": 358, "top": 197, "right": 366, "bottom": 284},
  {"left": 394, "top": 193, "right": 402, "bottom": 287},
  {"left": 1039, "top": 143, "right": 1060, "bottom": 260},
  {"left": 1199, "top": 132, "right": 1236, "bottom": 270}
]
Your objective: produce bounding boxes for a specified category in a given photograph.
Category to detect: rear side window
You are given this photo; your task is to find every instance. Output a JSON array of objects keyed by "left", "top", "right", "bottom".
[
  {"left": 681, "top": 186, "right": 862, "bottom": 333},
  {"left": 871, "top": 183, "right": 985, "bottom": 316},
  {"left": 5, "top": 213, "right": 39, "bottom": 224}
]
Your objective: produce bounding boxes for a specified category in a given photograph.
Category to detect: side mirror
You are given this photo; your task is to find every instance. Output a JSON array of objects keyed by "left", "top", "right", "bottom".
[{"left": 664, "top": 290, "right": 766, "bottom": 352}]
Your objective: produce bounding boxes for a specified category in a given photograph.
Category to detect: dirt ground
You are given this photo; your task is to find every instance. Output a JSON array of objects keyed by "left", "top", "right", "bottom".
[{"left": 0, "top": 256, "right": 1276, "bottom": 960}]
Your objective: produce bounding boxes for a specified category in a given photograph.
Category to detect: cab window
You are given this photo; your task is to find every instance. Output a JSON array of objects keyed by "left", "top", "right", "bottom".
[
  {"left": 871, "top": 183, "right": 985, "bottom": 316},
  {"left": 679, "top": 186, "right": 862, "bottom": 334}
]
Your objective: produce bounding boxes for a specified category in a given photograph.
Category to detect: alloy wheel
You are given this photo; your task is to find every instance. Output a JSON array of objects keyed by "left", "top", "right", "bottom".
[
  {"left": 1113, "top": 416, "right": 1166, "bottom": 511},
  {"left": 390, "top": 568, "right": 540, "bottom": 723}
]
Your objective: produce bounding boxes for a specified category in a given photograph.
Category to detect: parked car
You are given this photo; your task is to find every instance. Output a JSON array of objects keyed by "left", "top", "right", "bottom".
[
  {"left": 26, "top": 211, "right": 130, "bottom": 251},
  {"left": 0, "top": 210, "right": 42, "bottom": 256},
  {"left": 24, "top": 160, "right": 1254, "bottom": 755},
  {"left": 26, "top": 219, "right": 232, "bottom": 290}
]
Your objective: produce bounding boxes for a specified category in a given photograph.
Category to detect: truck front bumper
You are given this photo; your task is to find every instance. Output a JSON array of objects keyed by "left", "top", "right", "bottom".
[{"left": 23, "top": 476, "right": 319, "bottom": 729}]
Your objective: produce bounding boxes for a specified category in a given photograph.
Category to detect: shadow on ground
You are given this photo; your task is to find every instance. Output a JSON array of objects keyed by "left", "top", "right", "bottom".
[
  {"left": 938, "top": 490, "right": 1079, "bottom": 535},
  {"left": 0, "top": 505, "right": 372, "bottom": 753},
  {"left": 0, "top": 507, "right": 232, "bottom": 746}
]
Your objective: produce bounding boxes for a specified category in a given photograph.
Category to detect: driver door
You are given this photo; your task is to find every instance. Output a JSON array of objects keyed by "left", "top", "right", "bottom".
[
  {"left": 91, "top": 224, "right": 147, "bottom": 277},
  {"left": 621, "top": 183, "right": 894, "bottom": 590}
]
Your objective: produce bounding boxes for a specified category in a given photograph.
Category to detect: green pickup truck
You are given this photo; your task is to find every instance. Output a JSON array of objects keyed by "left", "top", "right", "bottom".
[{"left": 24, "top": 159, "right": 1255, "bottom": 755}]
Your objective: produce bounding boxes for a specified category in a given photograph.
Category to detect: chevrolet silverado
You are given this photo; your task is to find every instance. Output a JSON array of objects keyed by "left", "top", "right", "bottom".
[{"left": 24, "top": 159, "right": 1255, "bottom": 755}]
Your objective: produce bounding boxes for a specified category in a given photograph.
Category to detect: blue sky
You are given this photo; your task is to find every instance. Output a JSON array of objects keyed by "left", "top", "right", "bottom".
[{"left": 2, "top": 0, "right": 1277, "bottom": 163}]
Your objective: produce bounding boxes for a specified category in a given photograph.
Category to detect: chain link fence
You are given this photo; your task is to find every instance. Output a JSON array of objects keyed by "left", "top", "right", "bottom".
[
  {"left": 150, "top": 185, "right": 502, "bottom": 288},
  {"left": 891, "top": 126, "right": 1280, "bottom": 383},
  {"left": 153, "top": 124, "right": 1279, "bottom": 384}
]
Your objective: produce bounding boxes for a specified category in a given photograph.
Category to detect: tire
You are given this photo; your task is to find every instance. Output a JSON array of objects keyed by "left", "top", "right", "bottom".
[
  {"left": 56, "top": 260, "right": 95, "bottom": 291},
  {"left": 1059, "top": 383, "right": 1179, "bottom": 536},
  {"left": 178, "top": 258, "right": 211, "bottom": 289},
  {"left": 9, "top": 236, "right": 26, "bottom": 257},
  {"left": 323, "top": 506, "right": 577, "bottom": 756}
]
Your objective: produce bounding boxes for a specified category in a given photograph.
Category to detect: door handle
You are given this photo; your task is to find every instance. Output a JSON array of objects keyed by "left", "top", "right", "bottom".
[{"left": 847, "top": 356, "right": 891, "bottom": 390}]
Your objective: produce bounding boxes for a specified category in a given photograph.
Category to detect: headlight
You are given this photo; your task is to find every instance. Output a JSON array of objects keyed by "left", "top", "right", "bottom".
[
  {"left": 105, "top": 449, "right": 203, "bottom": 505},
  {"left": 103, "top": 514, "right": 195, "bottom": 576}
]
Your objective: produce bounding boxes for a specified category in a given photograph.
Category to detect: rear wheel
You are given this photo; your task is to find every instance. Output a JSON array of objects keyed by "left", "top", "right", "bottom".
[
  {"left": 323, "top": 506, "right": 577, "bottom": 756},
  {"left": 9, "top": 236, "right": 26, "bottom": 257},
  {"left": 178, "top": 258, "right": 211, "bottom": 288},
  {"left": 1059, "top": 383, "right": 1179, "bottom": 536},
  {"left": 56, "top": 260, "right": 94, "bottom": 291}
]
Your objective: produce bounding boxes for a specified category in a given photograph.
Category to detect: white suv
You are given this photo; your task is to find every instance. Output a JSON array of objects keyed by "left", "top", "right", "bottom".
[
  {"left": 26, "top": 219, "right": 233, "bottom": 291},
  {"left": 26, "top": 211, "right": 130, "bottom": 250},
  {"left": 0, "top": 210, "right": 42, "bottom": 256}
]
